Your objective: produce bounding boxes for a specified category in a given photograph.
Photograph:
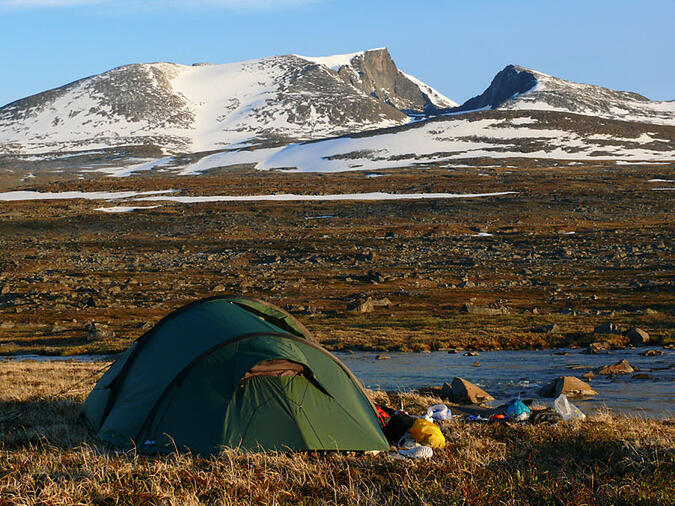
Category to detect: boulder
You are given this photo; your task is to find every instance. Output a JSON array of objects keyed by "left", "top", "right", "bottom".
[
  {"left": 372, "top": 298, "right": 392, "bottom": 308},
  {"left": 446, "top": 377, "right": 495, "bottom": 404},
  {"left": 534, "top": 323, "right": 559, "bottom": 334},
  {"left": 594, "top": 322, "right": 621, "bottom": 334},
  {"left": 540, "top": 376, "right": 597, "bottom": 398},
  {"left": 440, "top": 382, "right": 453, "bottom": 399},
  {"left": 349, "top": 298, "right": 374, "bottom": 313},
  {"left": 85, "top": 321, "right": 115, "bottom": 341},
  {"left": 597, "top": 359, "right": 635, "bottom": 375},
  {"left": 626, "top": 328, "right": 650, "bottom": 346},
  {"left": 460, "top": 303, "right": 509, "bottom": 316}
]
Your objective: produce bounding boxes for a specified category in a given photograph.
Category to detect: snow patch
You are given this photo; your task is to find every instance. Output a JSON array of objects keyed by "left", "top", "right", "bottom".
[
  {"left": 0, "top": 190, "right": 174, "bottom": 202},
  {"left": 95, "top": 206, "right": 161, "bottom": 213},
  {"left": 135, "top": 191, "right": 518, "bottom": 204},
  {"left": 293, "top": 50, "right": 366, "bottom": 70}
]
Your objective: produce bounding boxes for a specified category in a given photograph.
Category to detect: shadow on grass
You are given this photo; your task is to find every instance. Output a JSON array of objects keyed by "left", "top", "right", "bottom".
[{"left": 0, "top": 398, "right": 98, "bottom": 451}]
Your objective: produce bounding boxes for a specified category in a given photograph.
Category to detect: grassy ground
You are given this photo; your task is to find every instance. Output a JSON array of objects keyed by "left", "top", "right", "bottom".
[{"left": 0, "top": 360, "right": 672, "bottom": 505}]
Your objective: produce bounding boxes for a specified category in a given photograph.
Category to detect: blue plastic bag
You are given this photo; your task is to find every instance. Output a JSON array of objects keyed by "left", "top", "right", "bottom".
[{"left": 505, "top": 399, "right": 531, "bottom": 421}]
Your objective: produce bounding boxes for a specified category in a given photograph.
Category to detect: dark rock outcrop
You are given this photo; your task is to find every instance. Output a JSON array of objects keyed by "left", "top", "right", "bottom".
[{"left": 450, "top": 65, "right": 537, "bottom": 113}]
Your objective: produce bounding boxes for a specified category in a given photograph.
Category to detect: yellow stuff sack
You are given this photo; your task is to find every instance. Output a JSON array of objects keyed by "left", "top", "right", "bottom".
[{"left": 407, "top": 418, "right": 445, "bottom": 449}]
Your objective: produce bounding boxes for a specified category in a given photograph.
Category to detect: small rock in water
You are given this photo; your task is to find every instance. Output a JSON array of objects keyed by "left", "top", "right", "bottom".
[
  {"left": 540, "top": 376, "right": 597, "bottom": 398},
  {"left": 642, "top": 349, "right": 664, "bottom": 357},
  {"left": 443, "top": 377, "right": 495, "bottom": 404},
  {"left": 582, "top": 371, "right": 595, "bottom": 379},
  {"left": 471, "top": 361, "right": 481, "bottom": 367},
  {"left": 585, "top": 341, "right": 611, "bottom": 354},
  {"left": 632, "top": 373, "right": 653, "bottom": 380},
  {"left": 375, "top": 355, "right": 391, "bottom": 360},
  {"left": 464, "top": 351, "right": 480, "bottom": 356},
  {"left": 597, "top": 359, "right": 635, "bottom": 375}
]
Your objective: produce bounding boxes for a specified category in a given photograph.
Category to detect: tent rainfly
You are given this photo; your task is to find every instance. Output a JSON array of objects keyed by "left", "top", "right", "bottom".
[{"left": 82, "top": 296, "right": 389, "bottom": 454}]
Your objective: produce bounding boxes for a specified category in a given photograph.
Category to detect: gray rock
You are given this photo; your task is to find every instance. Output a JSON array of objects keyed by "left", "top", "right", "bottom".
[
  {"left": 85, "top": 322, "right": 115, "bottom": 341},
  {"left": 597, "top": 359, "right": 635, "bottom": 375},
  {"left": 461, "top": 303, "right": 509, "bottom": 315},
  {"left": 534, "top": 323, "right": 559, "bottom": 334},
  {"left": 626, "top": 327, "right": 650, "bottom": 345},
  {"left": 585, "top": 341, "right": 611, "bottom": 354},
  {"left": 444, "top": 377, "right": 495, "bottom": 404},
  {"left": 594, "top": 322, "right": 621, "bottom": 334},
  {"left": 540, "top": 376, "right": 597, "bottom": 398}
]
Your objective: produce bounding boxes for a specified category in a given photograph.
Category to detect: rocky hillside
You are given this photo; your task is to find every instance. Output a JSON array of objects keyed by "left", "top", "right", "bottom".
[
  {"left": 0, "top": 49, "right": 455, "bottom": 155},
  {"left": 451, "top": 65, "right": 675, "bottom": 125}
]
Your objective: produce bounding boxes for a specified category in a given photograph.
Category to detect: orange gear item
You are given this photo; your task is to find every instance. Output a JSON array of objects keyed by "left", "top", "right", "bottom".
[{"left": 407, "top": 418, "right": 445, "bottom": 449}]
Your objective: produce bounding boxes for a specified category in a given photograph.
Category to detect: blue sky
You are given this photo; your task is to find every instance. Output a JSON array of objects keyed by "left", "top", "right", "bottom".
[{"left": 1, "top": 0, "right": 674, "bottom": 107}]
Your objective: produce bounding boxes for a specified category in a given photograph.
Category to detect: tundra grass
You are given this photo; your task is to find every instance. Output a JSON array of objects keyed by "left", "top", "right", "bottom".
[{"left": 0, "top": 361, "right": 672, "bottom": 505}]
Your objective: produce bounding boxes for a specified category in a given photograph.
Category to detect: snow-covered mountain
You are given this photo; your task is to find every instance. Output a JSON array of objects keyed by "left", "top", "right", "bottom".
[
  {"left": 0, "top": 48, "right": 456, "bottom": 155},
  {"left": 451, "top": 65, "right": 675, "bottom": 125},
  {"left": 1, "top": 55, "right": 673, "bottom": 179}
]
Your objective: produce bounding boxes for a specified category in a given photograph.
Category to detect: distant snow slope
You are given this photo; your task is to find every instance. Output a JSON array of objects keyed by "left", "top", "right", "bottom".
[
  {"left": 101, "top": 109, "right": 673, "bottom": 177},
  {"left": 0, "top": 48, "right": 455, "bottom": 155}
]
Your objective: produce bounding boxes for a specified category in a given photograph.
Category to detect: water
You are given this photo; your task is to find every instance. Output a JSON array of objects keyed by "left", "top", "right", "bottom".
[{"left": 335, "top": 347, "right": 675, "bottom": 419}]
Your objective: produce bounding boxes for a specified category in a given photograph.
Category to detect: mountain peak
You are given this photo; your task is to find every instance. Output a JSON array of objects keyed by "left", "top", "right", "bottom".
[
  {"left": 452, "top": 65, "right": 538, "bottom": 113},
  {"left": 450, "top": 64, "right": 673, "bottom": 124}
]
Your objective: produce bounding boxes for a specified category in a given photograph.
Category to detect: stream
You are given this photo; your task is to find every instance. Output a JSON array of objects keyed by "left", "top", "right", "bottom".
[{"left": 334, "top": 347, "right": 674, "bottom": 419}]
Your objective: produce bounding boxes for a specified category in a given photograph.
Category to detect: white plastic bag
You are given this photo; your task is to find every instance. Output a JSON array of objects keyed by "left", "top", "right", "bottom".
[
  {"left": 424, "top": 404, "right": 452, "bottom": 422},
  {"left": 554, "top": 394, "right": 586, "bottom": 421},
  {"left": 398, "top": 444, "right": 433, "bottom": 459}
]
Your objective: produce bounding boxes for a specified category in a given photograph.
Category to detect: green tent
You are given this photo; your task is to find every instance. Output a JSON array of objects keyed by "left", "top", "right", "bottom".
[{"left": 82, "top": 296, "right": 389, "bottom": 454}]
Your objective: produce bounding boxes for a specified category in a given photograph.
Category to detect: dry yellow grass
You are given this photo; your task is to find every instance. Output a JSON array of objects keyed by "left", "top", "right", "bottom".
[{"left": 0, "top": 360, "right": 673, "bottom": 505}]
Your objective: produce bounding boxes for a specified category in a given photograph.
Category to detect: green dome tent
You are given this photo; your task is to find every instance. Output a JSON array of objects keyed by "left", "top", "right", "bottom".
[{"left": 82, "top": 296, "right": 389, "bottom": 454}]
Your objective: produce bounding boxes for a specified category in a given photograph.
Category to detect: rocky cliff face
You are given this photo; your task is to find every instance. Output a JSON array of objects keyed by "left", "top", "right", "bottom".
[{"left": 333, "top": 48, "right": 457, "bottom": 114}]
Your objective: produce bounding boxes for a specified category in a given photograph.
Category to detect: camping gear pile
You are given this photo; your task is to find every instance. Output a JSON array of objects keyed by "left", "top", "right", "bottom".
[{"left": 376, "top": 404, "right": 449, "bottom": 459}]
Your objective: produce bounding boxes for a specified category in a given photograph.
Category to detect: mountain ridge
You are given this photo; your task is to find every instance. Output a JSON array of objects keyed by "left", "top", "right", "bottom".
[
  {"left": 0, "top": 50, "right": 673, "bottom": 177},
  {"left": 0, "top": 48, "right": 451, "bottom": 155}
]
